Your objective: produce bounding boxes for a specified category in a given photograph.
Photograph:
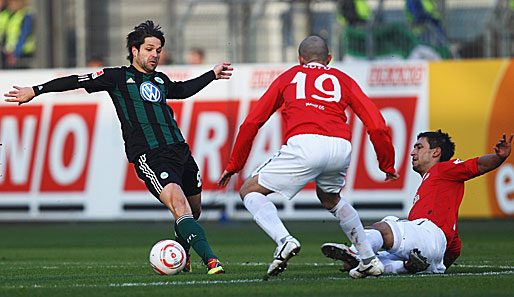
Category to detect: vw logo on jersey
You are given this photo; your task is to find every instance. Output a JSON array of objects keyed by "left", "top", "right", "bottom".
[{"left": 140, "top": 81, "right": 162, "bottom": 102}]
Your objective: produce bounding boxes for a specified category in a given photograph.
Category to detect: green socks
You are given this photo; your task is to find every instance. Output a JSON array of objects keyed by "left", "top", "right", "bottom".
[
  {"left": 174, "top": 221, "right": 190, "bottom": 253},
  {"left": 175, "top": 214, "right": 217, "bottom": 264}
]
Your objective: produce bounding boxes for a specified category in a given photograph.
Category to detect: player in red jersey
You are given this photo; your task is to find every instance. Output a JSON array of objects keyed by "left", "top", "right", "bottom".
[
  {"left": 217, "top": 35, "right": 399, "bottom": 279},
  {"left": 322, "top": 130, "right": 512, "bottom": 274}
]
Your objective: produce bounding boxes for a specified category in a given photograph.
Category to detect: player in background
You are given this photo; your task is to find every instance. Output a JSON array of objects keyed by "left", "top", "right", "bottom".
[
  {"left": 218, "top": 35, "right": 400, "bottom": 279},
  {"left": 322, "top": 131, "right": 512, "bottom": 274},
  {"left": 4, "top": 20, "right": 233, "bottom": 275}
]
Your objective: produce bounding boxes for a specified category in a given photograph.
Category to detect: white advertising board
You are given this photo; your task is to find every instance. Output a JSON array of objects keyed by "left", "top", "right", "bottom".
[{"left": 0, "top": 61, "right": 428, "bottom": 221}]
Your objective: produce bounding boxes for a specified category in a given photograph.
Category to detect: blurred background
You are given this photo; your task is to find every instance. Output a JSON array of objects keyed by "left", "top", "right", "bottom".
[{"left": 1, "top": 0, "right": 513, "bottom": 69}]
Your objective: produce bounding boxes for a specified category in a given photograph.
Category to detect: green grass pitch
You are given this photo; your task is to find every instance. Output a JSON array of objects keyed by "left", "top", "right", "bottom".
[{"left": 1, "top": 219, "right": 513, "bottom": 297}]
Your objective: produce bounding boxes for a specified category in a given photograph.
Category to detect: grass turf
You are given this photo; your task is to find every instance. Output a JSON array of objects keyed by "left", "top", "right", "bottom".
[{"left": 0, "top": 219, "right": 513, "bottom": 297}]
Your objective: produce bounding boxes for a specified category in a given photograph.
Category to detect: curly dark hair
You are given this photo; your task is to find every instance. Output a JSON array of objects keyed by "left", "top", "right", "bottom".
[
  {"left": 126, "top": 20, "right": 165, "bottom": 63},
  {"left": 417, "top": 129, "right": 456, "bottom": 162}
]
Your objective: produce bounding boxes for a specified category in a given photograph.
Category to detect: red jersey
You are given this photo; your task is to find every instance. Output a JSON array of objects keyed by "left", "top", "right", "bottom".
[
  {"left": 408, "top": 157, "right": 481, "bottom": 247},
  {"left": 225, "top": 63, "right": 396, "bottom": 174}
]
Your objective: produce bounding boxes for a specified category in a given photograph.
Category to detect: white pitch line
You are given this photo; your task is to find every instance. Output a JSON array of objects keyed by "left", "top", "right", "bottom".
[
  {"left": 110, "top": 279, "right": 264, "bottom": 287},
  {"left": 456, "top": 264, "right": 514, "bottom": 269},
  {"left": 380, "top": 270, "right": 514, "bottom": 278},
  {"left": 110, "top": 270, "right": 514, "bottom": 287},
  {"left": 2, "top": 270, "right": 514, "bottom": 289}
]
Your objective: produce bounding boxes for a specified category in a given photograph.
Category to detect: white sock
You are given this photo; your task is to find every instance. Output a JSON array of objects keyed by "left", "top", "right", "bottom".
[
  {"left": 364, "top": 229, "right": 384, "bottom": 254},
  {"left": 243, "top": 192, "right": 290, "bottom": 245},
  {"left": 330, "top": 199, "right": 375, "bottom": 260},
  {"left": 348, "top": 229, "right": 383, "bottom": 255}
]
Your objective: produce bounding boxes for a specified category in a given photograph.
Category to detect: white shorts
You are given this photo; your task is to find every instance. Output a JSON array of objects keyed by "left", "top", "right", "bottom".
[
  {"left": 252, "top": 134, "right": 352, "bottom": 199},
  {"left": 379, "top": 216, "right": 447, "bottom": 273}
]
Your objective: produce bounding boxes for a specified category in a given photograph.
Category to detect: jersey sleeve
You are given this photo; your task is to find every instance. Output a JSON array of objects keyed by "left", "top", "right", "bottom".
[
  {"left": 343, "top": 76, "right": 396, "bottom": 175},
  {"left": 78, "top": 68, "right": 117, "bottom": 93},
  {"left": 225, "top": 75, "right": 285, "bottom": 173},
  {"left": 439, "top": 157, "right": 481, "bottom": 182},
  {"left": 166, "top": 70, "right": 215, "bottom": 99},
  {"left": 32, "top": 75, "right": 81, "bottom": 96}
]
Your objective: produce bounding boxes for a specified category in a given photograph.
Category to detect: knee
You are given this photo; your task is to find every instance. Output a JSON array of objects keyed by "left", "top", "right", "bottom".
[
  {"left": 318, "top": 194, "right": 341, "bottom": 210},
  {"left": 370, "top": 222, "right": 394, "bottom": 250},
  {"left": 239, "top": 175, "right": 271, "bottom": 200},
  {"left": 315, "top": 186, "right": 341, "bottom": 210},
  {"left": 239, "top": 177, "right": 255, "bottom": 200},
  {"left": 159, "top": 183, "right": 189, "bottom": 211}
]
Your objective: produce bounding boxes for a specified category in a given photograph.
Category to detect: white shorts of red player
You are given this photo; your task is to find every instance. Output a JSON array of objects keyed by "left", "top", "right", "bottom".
[
  {"left": 252, "top": 134, "right": 352, "bottom": 200},
  {"left": 378, "top": 216, "right": 447, "bottom": 273}
]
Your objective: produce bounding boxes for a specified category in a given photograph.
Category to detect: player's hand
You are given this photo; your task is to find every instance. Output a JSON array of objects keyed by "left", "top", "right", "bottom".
[
  {"left": 4, "top": 86, "right": 35, "bottom": 105},
  {"left": 213, "top": 63, "right": 233, "bottom": 80},
  {"left": 385, "top": 172, "right": 400, "bottom": 182},
  {"left": 493, "top": 133, "right": 512, "bottom": 159},
  {"left": 217, "top": 170, "right": 235, "bottom": 188}
]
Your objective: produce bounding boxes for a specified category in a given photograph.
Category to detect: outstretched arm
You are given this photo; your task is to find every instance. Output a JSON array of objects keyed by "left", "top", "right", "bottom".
[
  {"left": 477, "top": 133, "right": 512, "bottom": 174},
  {"left": 168, "top": 63, "right": 233, "bottom": 99},
  {"left": 4, "top": 75, "right": 89, "bottom": 105}
]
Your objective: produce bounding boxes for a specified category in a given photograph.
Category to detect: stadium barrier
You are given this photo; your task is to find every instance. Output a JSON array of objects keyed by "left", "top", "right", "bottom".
[{"left": 0, "top": 60, "right": 512, "bottom": 221}]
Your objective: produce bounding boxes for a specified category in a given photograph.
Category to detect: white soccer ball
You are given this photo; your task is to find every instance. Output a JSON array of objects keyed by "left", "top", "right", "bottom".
[{"left": 149, "top": 239, "right": 186, "bottom": 275}]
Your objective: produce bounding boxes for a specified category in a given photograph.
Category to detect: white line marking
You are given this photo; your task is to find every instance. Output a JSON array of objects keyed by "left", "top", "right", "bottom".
[
  {"left": 110, "top": 279, "right": 264, "bottom": 287},
  {"left": 456, "top": 264, "right": 514, "bottom": 269},
  {"left": 2, "top": 270, "right": 514, "bottom": 289}
]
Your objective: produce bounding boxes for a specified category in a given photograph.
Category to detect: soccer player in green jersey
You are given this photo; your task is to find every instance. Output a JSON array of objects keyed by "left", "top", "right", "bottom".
[{"left": 4, "top": 20, "right": 232, "bottom": 274}]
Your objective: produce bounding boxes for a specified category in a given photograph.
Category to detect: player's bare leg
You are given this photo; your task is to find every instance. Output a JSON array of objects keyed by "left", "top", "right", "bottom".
[
  {"left": 240, "top": 175, "right": 301, "bottom": 279},
  {"left": 187, "top": 193, "right": 202, "bottom": 221},
  {"left": 367, "top": 222, "right": 394, "bottom": 249}
]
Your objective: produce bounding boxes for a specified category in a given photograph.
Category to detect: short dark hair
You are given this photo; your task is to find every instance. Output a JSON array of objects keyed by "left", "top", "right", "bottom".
[
  {"left": 126, "top": 20, "right": 165, "bottom": 63},
  {"left": 417, "top": 129, "right": 455, "bottom": 162},
  {"left": 298, "top": 35, "right": 330, "bottom": 64}
]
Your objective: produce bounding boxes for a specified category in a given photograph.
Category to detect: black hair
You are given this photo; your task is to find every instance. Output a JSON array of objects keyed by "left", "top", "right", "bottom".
[
  {"left": 298, "top": 35, "right": 330, "bottom": 64},
  {"left": 417, "top": 129, "right": 456, "bottom": 162},
  {"left": 126, "top": 20, "right": 165, "bottom": 63}
]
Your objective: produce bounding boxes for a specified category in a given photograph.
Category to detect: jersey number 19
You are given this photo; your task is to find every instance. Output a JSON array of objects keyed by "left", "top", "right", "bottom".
[{"left": 290, "top": 72, "right": 341, "bottom": 102}]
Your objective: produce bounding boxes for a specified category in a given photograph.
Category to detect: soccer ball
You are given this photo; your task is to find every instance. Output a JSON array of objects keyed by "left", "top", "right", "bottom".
[{"left": 149, "top": 239, "right": 186, "bottom": 275}]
